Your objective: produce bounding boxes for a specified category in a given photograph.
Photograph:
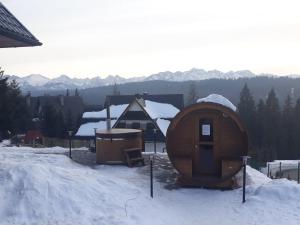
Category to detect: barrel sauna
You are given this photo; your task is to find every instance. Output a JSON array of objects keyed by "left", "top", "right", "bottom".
[{"left": 166, "top": 102, "right": 248, "bottom": 188}]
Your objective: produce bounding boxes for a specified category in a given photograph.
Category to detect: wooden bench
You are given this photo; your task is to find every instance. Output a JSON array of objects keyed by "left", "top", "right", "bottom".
[{"left": 124, "top": 148, "right": 145, "bottom": 167}]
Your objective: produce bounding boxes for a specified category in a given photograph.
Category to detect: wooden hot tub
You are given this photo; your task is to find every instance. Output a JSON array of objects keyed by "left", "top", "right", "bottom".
[{"left": 96, "top": 128, "right": 144, "bottom": 164}]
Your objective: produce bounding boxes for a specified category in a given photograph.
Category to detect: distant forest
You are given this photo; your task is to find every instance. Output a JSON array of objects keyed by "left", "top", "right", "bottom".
[
  {"left": 237, "top": 84, "right": 300, "bottom": 164},
  {"left": 30, "top": 76, "right": 300, "bottom": 107}
]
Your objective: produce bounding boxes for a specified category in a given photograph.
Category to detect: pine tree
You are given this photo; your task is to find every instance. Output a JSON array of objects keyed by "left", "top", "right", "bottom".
[
  {"left": 265, "top": 88, "right": 281, "bottom": 161},
  {"left": 187, "top": 82, "right": 198, "bottom": 105},
  {"left": 237, "top": 83, "right": 256, "bottom": 145},
  {"left": 293, "top": 99, "right": 300, "bottom": 158},
  {"left": 0, "top": 71, "right": 9, "bottom": 138},
  {"left": 75, "top": 88, "right": 80, "bottom": 97},
  {"left": 256, "top": 99, "right": 266, "bottom": 161},
  {"left": 280, "top": 95, "right": 294, "bottom": 159},
  {"left": 7, "top": 80, "right": 31, "bottom": 134}
]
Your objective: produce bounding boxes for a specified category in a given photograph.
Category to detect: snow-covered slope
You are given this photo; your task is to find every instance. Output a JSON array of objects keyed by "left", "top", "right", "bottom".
[
  {"left": 0, "top": 144, "right": 299, "bottom": 225},
  {"left": 5, "top": 68, "right": 257, "bottom": 91}
]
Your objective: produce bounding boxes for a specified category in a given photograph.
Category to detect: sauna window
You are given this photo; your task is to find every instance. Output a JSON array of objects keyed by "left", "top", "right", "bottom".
[{"left": 199, "top": 119, "right": 213, "bottom": 142}]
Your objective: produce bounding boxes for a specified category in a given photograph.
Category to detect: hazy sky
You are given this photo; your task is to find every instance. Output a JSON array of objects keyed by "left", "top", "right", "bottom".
[{"left": 1, "top": 0, "right": 300, "bottom": 78}]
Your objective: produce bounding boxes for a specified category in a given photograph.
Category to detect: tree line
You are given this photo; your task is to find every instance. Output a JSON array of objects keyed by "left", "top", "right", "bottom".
[
  {"left": 0, "top": 71, "right": 78, "bottom": 139},
  {"left": 238, "top": 84, "right": 300, "bottom": 163},
  {"left": 0, "top": 70, "right": 31, "bottom": 138}
]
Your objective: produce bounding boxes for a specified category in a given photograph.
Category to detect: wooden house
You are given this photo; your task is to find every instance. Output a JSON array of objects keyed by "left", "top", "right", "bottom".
[
  {"left": 166, "top": 96, "right": 248, "bottom": 189},
  {"left": 0, "top": 2, "right": 42, "bottom": 48},
  {"left": 76, "top": 94, "right": 181, "bottom": 142}
]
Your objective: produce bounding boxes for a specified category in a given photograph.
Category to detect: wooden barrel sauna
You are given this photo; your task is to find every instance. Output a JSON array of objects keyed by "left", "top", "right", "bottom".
[
  {"left": 96, "top": 128, "right": 144, "bottom": 164},
  {"left": 166, "top": 102, "right": 248, "bottom": 188}
]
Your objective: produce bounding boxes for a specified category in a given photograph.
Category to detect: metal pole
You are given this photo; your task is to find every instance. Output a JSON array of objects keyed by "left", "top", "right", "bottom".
[
  {"left": 68, "top": 131, "right": 73, "bottom": 159},
  {"left": 243, "top": 162, "right": 246, "bottom": 203},
  {"left": 279, "top": 162, "right": 282, "bottom": 178},
  {"left": 267, "top": 163, "right": 270, "bottom": 177},
  {"left": 150, "top": 158, "right": 153, "bottom": 198},
  {"left": 153, "top": 129, "right": 157, "bottom": 154},
  {"left": 94, "top": 128, "right": 97, "bottom": 153},
  {"left": 297, "top": 162, "right": 300, "bottom": 184},
  {"left": 241, "top": 156, "right": 250, "bottom": 203}
]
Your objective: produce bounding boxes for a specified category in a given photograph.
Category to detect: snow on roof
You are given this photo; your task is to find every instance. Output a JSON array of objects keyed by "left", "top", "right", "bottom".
[
  {"left": 82, "top": 104, "right": 128, "bottom": 119},
  {"left": 144, "top": 100, "right": 179, "bottom": 119},
  {"left": 156, "top": 119, "right": 170, "bottom": 136},
  {"left": 76, "top": 120, "right": 116, "bottom": 136},
  {"left": 197, "top": 94, "right": 237, "bottom": 111}
]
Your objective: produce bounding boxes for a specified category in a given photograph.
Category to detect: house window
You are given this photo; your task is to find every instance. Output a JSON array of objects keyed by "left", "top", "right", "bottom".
[
  {"left": 132, "top": 122, "right": 140, "bottom": 129},
  {"left": 117, "top": 122, "right": 126, "bottom": 128}
]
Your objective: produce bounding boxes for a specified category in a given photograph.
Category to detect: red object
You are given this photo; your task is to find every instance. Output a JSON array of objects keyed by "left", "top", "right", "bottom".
[{"left": 24, "top": 130, "right": 43, "bottom": 144}]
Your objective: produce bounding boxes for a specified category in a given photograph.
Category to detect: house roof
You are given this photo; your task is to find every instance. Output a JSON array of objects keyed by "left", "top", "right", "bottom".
[
  {"left": 105, "top": 93, "right": 184, "bottom": 110},
  {"left": 0, "top": 2, "right": 42, "bottom": 48},
  {"left": 75, "top": 120, "right": 117, "bottom": 137},
  {"left": 143, "top": 100, "right": 179, "bottom": 119},
  {"left": 82, "top": 104, "right": 128, "bottom": 119}
]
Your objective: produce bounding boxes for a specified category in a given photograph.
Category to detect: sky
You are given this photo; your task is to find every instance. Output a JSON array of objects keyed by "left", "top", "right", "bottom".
[{"left": 1, "top": 0, "right": 300, "bottom": 78}]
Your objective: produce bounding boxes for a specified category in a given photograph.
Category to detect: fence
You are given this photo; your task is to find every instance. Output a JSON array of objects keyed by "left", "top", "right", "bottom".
[
  {"left": 261, "top": 161, "right": 300, "bottom": 183},
  {"left": 43, "top": 137, "right": 90, "bottom": 148}
]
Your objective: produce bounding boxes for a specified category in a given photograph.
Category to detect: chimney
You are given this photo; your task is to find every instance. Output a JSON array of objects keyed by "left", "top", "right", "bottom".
[
  {"left": 136, "top": 97, "right": 145, "bottom": 107},
  {"left": 26, "top": 92, "right": 31, "bottom": 107},
  {"left": 59, "top": 95, "right": 64, "bottom": 106},
  {"left": 106, "top": 97, "right": 111, "bottom": 130}
]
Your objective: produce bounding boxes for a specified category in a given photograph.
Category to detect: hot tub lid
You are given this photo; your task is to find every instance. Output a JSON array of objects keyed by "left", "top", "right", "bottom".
[{"left": 96, "top": 128, "right": 142, "bottom": 139}]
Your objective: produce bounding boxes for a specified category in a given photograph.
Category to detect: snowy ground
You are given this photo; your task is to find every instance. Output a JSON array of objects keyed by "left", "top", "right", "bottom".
[{"left": 0, "top": 142, "right": 300, "bottom": 225}]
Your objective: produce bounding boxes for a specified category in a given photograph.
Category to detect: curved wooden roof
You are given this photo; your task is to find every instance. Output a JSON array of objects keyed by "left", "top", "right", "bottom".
[{"left": 167, "top": 102, "right": 247, "bottom": 135}]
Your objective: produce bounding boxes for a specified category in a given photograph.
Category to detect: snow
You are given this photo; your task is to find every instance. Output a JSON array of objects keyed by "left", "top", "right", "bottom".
[
  {"left": 144, "top": 100, "right": 179, "bottom": 119},
  {"left": 156, "top": 119, "right": 170, "bottom": 136},
  {"left": 197, "top": 94, "right": 237, "bottom": 111},
  {"left": 0, "top": 144, "right": 299, "bottom": 225},
  {"left": 82, "top": 104, "right": 128, "bottom": 119},
  {"left": 235, "top": 166, "right": 271, "bottom": 187},
  {"left": 75, "top": 120, "right": 117, "bottom": 136}
]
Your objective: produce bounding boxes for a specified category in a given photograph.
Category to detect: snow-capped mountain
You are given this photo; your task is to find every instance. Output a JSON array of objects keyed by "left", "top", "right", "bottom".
[
  {"left": 5, "top": 68, "right": 257, "bottom": 91},
  {"left": 145, "top": 68, "right": 255, "bottom": 81}
]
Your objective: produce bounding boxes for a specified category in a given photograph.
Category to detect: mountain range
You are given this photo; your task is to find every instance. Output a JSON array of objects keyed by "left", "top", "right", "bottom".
[{"left": 5, "top": 68, "right": 262, "bottom": 92}]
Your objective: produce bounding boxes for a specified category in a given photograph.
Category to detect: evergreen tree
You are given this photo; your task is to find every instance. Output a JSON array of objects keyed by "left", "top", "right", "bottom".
[
  {"left": 265, "top": 88, "right": 281, "bottom": 161},
  {"left": 237, "top": 84, "right": 256, "bottom": 145},
  {"left": 41, "top": 103, "right": 59, "bottom": 137},
  {"left": 0, "top": 70, "right": 9, "bottom": 137},
  {"left": 187, "top": 82, "right": 198, "bottom": 105},
  {"left": 256, "top": 99, "right": 266, "bottom": 161},
  {"left": 293, "top": 99, "right": 300, "bottom": 158},
  {"left": 75, "top": 88, "right": 80, "bottom": 96},
  {"left": 7, "top": 80, "right": 31, "bottom": 134},
  {"left": 280, "top": 95, "right": 294, "bottom": 159},
  {"left": 0, "top": 70, "right": 30, "bottom": 137}
]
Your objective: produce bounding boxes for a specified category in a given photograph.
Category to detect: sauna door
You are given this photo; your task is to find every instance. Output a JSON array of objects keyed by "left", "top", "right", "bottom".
[{"left": 193, "top": 118, "right": 216, "bottom": 175}]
